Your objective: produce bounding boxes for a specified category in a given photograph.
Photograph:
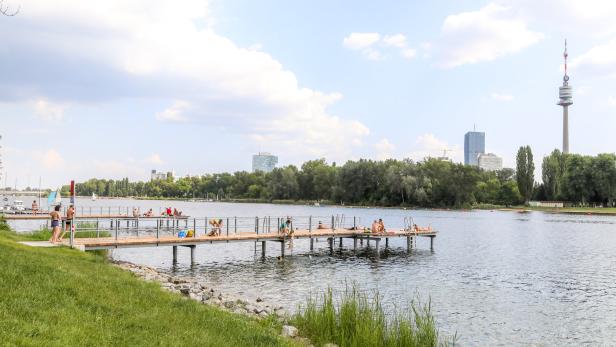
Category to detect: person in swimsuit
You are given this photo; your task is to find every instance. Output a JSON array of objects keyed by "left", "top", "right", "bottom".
[
  {"left": 49, "top": 205, "right": 62, "bottom": 243},
  {"left": 59, "top": 205, "right": 75, "bottom": 242}
]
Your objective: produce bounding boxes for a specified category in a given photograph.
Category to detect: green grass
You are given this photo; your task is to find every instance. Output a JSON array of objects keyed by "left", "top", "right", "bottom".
[
  {"left": 0, "top": 218, "right": 296, "bottom": 347},
  {"left": 291, "top": 286, "right": 455, "bottom": 347}
]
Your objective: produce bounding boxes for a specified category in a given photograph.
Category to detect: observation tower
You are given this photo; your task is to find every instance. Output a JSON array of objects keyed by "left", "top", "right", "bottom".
[{"left": 557, "top": 40, "right": 573, "bottom": 154}]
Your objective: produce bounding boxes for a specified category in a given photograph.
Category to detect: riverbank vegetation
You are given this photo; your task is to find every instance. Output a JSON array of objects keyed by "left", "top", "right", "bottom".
[
  {"left": 68, "top": 158, "right": 523, "bottom": 208},
  {"left": 535, "top": 150, "right": 616, "bottom": 206},
  {"left": 292, "top": 287, "right": 454, "bottom": 347},
  {"left": 60, "top": 149, "right": 616, "bottom": 209},
  {"left": 0, "top": 220, "right": 296, "bottom": 346}
]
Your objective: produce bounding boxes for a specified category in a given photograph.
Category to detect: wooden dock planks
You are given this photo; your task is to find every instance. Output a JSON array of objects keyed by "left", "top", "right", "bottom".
[{"left": 66, "top": 228, "right": 437, "bottom": 250}]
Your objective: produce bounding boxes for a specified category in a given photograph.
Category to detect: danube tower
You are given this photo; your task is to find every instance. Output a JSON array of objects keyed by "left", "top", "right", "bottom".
[{"left": 557, "top": 40, "right": 573, "bottom": 154}]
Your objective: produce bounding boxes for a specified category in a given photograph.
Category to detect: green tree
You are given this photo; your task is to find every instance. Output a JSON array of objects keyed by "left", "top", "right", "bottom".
[
  {"left": 541, "top": 149, "right": 564, "bottom": 200},
  {"left": 516, "top": 145, "right": 535, "bottom": 204}
]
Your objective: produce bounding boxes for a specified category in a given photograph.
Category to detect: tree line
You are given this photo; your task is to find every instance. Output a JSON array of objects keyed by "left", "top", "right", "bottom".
[
  {"left": 64, "top": 148, "right": 616, "bottom": 208},
  {"left": 66, "top": 158, "right": 523, "bottom": 208}
]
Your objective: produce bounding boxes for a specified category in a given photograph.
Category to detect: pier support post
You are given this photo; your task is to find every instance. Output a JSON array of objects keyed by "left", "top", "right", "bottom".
[
  {"left": 339, "top": 237, "right": 343, "bottom": 248},
  {"left": 385, "top": 238, "right": 389, "bottom": 248},
  {"left": 328, "top": 238, "right": 333, "bottom": 252},
  {"left": 375, "top": 239, "right": 380, "bottom": 256},
  {"left": 280, "top": 241, "right": 285, "bottom": 258},
  {"left": 310, "top": 238, "right": 314, "bottom": 251},
  {"left": 353, "top": 237, "right": 358, "bottom": 251},
  {"left": 190, "top": 246, "right": 196, "bottom": 264},
  {"left": 172, "top": 246, "right": 178, "bottom": 263},
  {"left": 430, "top": 236, "right": 434, "bottom": 251},
  {"left": 407, "top": 236, "right": 411, "bottom": 251},
  {"left": 261, "top": 241, "right": 266, "bottom": 257}
]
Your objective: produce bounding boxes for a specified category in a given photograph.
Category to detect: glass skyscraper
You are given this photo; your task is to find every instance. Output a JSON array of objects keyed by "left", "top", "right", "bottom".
[
  {"left": 464, "top": 131, "right": 485, "bottom": 166},
  {"left": 252, "top": 152, "right": 278, "bottom": 173}
]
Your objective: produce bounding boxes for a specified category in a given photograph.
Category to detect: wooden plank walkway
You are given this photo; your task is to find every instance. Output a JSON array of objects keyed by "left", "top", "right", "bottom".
[{"left": 66, "top": 228, "right": 437, "bottom": 251}]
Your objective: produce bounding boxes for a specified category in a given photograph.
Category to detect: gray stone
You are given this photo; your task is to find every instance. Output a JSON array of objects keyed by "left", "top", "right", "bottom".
[
  {"left": 256, "top": 297, "right": 263, "bottom": 303},
  {"left": 281, "top": 325, "right": 298, "bottom": 338},
  {"left": 223, "top": 301, "right": 236, "bottom": 309}
]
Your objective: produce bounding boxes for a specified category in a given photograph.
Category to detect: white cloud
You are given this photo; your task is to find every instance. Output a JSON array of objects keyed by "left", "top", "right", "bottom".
[
  {"left": 155, "top": 100, "right": 190, "bottom": 122},
  {"left": 2, "top": 0, "right": 369, "bottom": 161},
  {"left": 383, "top": 34, "right": 407, "bottom": 49},
  {"left": 570, "top": 39, "right": 616, "bottom": 78},
  {"left": 408, "top": 133, "right": 462, "bottom": 162},
  {"left": 32, "top": 98, "right": 68, "bottom": 121},
  {"left": 401, "top": 48, "right": 417, "bottom": 59},
  {"left": 433, "top": 3, "right": 544, "bottom": 68},
  {"left": 490, "top": 92, "right": 514, "bottom": 101},
  {"left": 145, "top": 154, "right": 164, "bottom": 165},
  {"left": 343, "top": 32, "right": 416, "bottom": 60},
  {"left": 33, "top": 149, "right": 65, "bottom": 170},
  {"left": 375, "top": 138, "right": 396, "bottom": 160},
  {"left": 343, "top": 32, "right": 381, "bottom": 50},
  {"left": 609, "top": 96, "right": 616, "bottom": 107}
]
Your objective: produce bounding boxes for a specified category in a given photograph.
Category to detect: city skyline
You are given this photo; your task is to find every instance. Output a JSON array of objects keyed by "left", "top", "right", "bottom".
[{"left": 2, "top": 1, "right": 616, "bottom": 188}]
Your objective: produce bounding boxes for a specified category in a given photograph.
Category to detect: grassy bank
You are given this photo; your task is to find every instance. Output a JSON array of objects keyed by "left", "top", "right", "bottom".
[
  {"left": 0, "top": 218, "right": 295, "bottom": 347},
  {"left": 291, "top": 287, "right": 454, "bottom": 347}
]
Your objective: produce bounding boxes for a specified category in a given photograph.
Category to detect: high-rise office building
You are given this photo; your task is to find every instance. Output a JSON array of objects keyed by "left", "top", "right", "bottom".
[
  {"left": 252, "top": 152, "right": 278, "bottom": 173},
  {"left": 557, "top": 40, "right": 573, "bottom": 154},
  {"left": 464, "top": 131, "right": 485, "bottom": 166},
  {"left": 150, "top": 169, "right": 168, "bottom": 181},
  {"left": 478, "top": 153, "right": 503, "bottom": 171}
]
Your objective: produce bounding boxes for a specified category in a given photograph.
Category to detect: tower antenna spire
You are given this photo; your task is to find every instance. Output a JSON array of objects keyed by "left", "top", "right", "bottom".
[{"left": 563, "top": 39, "right": 569, "bottom": 85}]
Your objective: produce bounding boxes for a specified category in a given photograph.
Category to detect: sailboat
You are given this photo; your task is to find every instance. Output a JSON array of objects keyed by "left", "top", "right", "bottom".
[
  {"left": 91, "top": 193, "right": 97, "bottom": 201},
  {"left": 47, "top": 188, "right": 62, "bottom": 207},
  {"left": 54, "top": 189, "right": 62, "bottom": 205}
]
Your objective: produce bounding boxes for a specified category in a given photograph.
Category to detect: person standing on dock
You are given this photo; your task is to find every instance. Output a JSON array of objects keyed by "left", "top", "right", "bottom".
[
  {"left": 31, "top": 200, "right": 38, "bottom": 215},
  {"left": 58, "top": 204, "right": 75, "bottom": 242},
  {"left": 49, "top": 205, "right": 61, "bottom": 243}
]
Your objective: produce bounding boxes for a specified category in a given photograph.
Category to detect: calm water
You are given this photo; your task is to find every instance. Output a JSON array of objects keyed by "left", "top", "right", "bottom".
[{"left": 10, "top": 197, "right": 616, "bottom": 345}]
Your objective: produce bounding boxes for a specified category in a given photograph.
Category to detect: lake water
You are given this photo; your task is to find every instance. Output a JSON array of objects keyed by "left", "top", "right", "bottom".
[{"left": 9, "top": 197, "right": 616, "bottom": 346}]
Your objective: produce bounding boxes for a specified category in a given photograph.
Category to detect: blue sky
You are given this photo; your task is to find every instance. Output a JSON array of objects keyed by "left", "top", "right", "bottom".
[{"left": 1, "top": 0, "right": 616, "bottom": 189}]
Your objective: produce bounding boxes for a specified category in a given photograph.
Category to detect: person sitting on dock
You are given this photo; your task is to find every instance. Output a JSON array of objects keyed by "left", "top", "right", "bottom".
[
  {"left": 208, "top": 219, "right": 223, "bottom": 236},
  {"left": 132, "top": 208, "right": 139, "bottom": 218},
  {"left": 371, "top": 220, "right": 379, "bottom": 233},
  {"left": 377, "top": 219, "right": 385, "bottom": 233}
]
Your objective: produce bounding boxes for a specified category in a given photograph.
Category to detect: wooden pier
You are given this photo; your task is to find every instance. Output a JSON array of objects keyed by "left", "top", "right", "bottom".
[{"left": 8, "top": 214, "right": 437, "bottom": 262}]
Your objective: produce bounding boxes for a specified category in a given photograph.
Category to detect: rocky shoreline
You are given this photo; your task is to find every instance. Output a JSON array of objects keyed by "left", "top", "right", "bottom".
[{"left": 113, "top": 260, "right": 289, "bottom": 320}]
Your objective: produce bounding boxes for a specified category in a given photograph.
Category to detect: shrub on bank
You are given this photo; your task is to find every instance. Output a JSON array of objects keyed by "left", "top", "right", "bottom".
[{"left": 292, "top": 286, "right": 455, "bottom": 347}]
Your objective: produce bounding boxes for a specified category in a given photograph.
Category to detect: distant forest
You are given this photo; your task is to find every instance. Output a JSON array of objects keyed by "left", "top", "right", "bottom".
[{"left": 63, "top": 149, "right": 616, "bottom": 208}]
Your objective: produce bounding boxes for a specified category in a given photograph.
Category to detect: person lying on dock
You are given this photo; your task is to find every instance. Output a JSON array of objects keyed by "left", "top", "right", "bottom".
[{"left": 412, "top": 224, "right": 432, "bottom": 232}]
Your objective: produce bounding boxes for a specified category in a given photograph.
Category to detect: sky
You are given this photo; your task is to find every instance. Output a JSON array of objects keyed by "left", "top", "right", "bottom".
[{"left": 1, "top": 0, "right": 616, "bottom": 189}]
